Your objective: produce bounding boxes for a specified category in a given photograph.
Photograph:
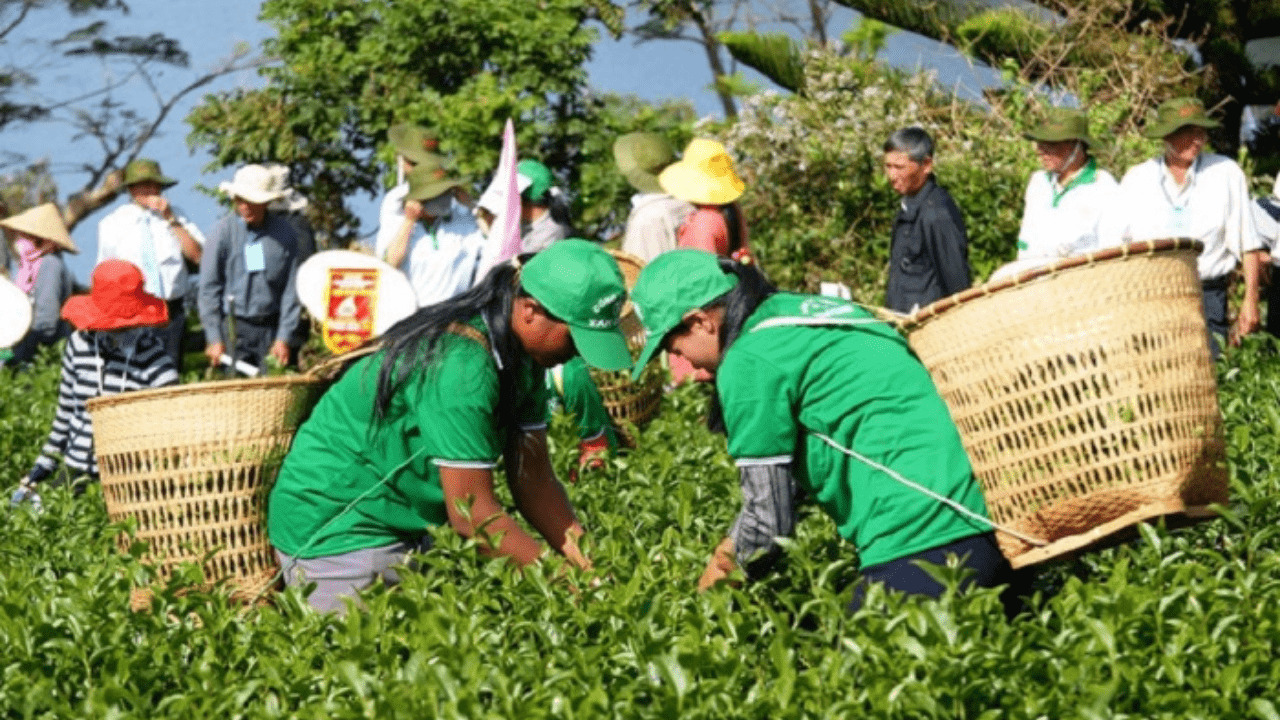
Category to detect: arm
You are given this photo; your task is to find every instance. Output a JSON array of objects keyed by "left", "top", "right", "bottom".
[
  {"left": 273, "top": 229, "right": 304, "bottom": 355},
  {"left": 1234, "top": 250, "right": 1265, "bottom": 343},
  {"left": 504, "top": 428, "right": 591, "bottom": 569},
  {"left": 381, "top": 200, "right": 423, "bottom": 269},
  {"left": 438, "top": 464, "right": 552, "bottom": 567},
  {"left": 925, "top": 199, "right": 971, "bottom": 296},
  {"left": 699, "top": 462, "right": 798, "bottom": 590},
  {"left": 27, "top": 341, "right": 79, "bottom": 484},
  {"left": 197, "top": 222, "right": 227, "bottom": 359}
]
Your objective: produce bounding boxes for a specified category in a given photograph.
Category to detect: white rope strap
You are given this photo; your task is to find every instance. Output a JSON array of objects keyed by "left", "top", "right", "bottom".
[{"left": 809, "top": 431, "right": 1048, "bottom": 547}]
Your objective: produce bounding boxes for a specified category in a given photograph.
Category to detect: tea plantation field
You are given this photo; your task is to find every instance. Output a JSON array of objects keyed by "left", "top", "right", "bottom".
[{"left": 2, "top": 340, "right": 1279, "bottom": 718}]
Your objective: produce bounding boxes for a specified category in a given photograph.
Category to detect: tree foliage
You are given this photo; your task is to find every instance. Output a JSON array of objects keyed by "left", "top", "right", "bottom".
[
  {"left": 833, "top": 0, "right": 1280, "bottom": 150},
  {"left": 187, "top": 0, "right": 683, "bottom": 246},
  {"left": 0, "top": 0, "right": 261, "bottom": 230}
]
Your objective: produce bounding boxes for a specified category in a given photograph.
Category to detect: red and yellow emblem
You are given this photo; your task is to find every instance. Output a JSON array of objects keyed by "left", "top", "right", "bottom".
[{"left": 322, "top": 267, "right": 379, "bottom": 353}]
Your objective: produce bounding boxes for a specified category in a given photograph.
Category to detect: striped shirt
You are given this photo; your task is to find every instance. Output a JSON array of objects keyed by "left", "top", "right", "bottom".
[{"left": 27, "top": 329, "right": 178, "bottom": 483}]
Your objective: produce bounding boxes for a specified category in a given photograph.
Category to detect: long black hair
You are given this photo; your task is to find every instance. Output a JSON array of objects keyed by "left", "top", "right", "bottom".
[
  {"left": 699, "top": 257, "right": 776, "bottom": 433},
  {"left": 371, "top": 254, "right": 536, "bottom": 435}
]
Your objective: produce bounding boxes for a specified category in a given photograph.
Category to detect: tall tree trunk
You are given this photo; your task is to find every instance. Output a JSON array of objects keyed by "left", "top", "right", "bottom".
[{"left": 691, "top": 10, "right": 738, "bottom": 118}]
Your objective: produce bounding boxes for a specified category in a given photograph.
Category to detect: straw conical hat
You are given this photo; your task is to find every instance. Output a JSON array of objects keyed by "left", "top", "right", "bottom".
[
  {"left": 0, "top": 275, "right": 33, "bottom": 348},
  {"left": 0, "top": 203, "right": 78, "bottom": 253}
]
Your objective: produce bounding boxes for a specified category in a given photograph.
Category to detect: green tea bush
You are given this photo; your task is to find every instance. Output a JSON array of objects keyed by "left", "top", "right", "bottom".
[{"left": 2, "top": 342, "right": 1280, "bottom": 717}]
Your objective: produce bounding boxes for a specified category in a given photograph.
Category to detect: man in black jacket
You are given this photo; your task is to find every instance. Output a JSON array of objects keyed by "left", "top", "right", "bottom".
[{"left": 882, "top": 127, "right": 971, "bottom": 314}]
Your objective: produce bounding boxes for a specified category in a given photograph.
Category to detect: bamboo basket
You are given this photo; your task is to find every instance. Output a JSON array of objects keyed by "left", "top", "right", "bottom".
[
  {"left": 591, "top": 250, "right": 664, "bottom": 436},
  {"left": 903, "top": 239, "right": 1228, "bottom": 568},
  {"left": 88, "top": 376, "right": 326, "bottom": 606}
]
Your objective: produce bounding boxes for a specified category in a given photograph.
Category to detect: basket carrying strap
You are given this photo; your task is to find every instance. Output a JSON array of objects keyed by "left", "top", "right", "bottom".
[
  {"left": 747, "top": 314, "right": 1048, "bottom": 548},
  {"left": 445, "top": 322, "right": 491, "bottom": 352}
]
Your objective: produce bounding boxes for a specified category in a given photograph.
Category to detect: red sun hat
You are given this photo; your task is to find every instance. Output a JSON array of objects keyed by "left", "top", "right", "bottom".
[{"left": 61, "top": 260, "right": 169, "bottom": 331}]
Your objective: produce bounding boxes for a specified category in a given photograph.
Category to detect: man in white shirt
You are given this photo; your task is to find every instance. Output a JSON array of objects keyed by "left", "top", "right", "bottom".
[
  {"left": 1013, "top": 108, "right": 1119, "bottom": 270},
  {"left": 96, "top": 158, "right": 205, "bottom": 369},
  {"left": 377, "top": 159, "right": 485, "bottom": 307},
  {"left": 1252, "top": 174, "right": 1280, "bottom": 337},
  {"left": 375, "top": 123, "right": 440, "bottom": 254},
  {"left": 614, "top": 132, "right": 693, "bottom": 264},
  {"left": 1107, "top": 97, "right": 1264, "bottom": 358}
]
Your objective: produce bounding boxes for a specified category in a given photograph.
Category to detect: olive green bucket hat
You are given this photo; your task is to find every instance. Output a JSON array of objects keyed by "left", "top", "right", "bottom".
[
  {"left": 1023, "top": 108, "right": 1098, "bottom": 149},
  {"left": 405, "top": 157, "right": 463, "bottom": 202},
  {"left": 613, "top": 132, "right": 677, "bottom": 194},
  {"left": 1143, "top": 97, "right": 1220, "bottom": 139},
  {"left": 388, "top": 123, "right": 441, "bottom": 165},
  {"left": 122, "top": 158, "right": 177, "bottom": 188}
]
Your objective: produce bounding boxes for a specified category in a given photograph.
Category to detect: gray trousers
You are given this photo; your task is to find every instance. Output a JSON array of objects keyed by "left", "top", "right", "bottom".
[
  {"left": 276, "top": 541, "right": 416, "bottom": 614},
  {"left": 1202, "top": 279, "right": 1228, "bottom": 360},
  {"left": 224, "top": 316, "right": 277, "bottom": 372}
]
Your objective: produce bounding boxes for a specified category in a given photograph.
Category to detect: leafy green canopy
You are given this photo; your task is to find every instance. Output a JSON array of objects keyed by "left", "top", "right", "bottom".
[
  {"left": 187, "top": 0, "right": 689, "bottom": 244},
  {"left": 4, "top": 337, "right": 1280, "bottom": 716}
]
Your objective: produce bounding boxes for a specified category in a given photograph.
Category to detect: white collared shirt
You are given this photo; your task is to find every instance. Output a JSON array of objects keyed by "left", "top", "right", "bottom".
[
  {"left": 375, "top": 198, "right": 485, "bottom": 307},
  {"left": 1105, "top": 153, "right": 1260, "bottom": 279},
  {"left": 1017, "top": 160, "right": 1119, "bottom": 262},
  {"left": 96, "top": 202, "right": 206, "bottom": 300}
]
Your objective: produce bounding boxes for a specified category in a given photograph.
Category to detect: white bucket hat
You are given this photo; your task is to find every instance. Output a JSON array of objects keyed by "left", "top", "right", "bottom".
[{"left": 218, "top": 164, "right": 286, "bottom": 205}]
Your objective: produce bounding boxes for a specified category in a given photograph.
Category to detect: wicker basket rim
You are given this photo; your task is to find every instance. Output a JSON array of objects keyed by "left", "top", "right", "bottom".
[
  {"left": 85, "top": 374, "right": 325, "bottom": 412},
  {"left": 902, "top": 238, "right": 1204, "bottom": 330}
]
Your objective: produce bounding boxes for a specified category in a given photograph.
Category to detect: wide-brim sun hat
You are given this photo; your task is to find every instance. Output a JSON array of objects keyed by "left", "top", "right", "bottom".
[
  {"left": 218, "top": 164, "right": 287, "bottom": 205},
  {"left": 405, "top": 158, "right": 464, "bottom": 202},
  {"left": 0, "top": 275, "right": 33, "bottom": 348},
  {"left": 122, "top": 158, "right": 177, "bottom": 188},
  {"left": 389, "top": 123, "right": 440, "bottom": 166},
  {"left": 629, "top": 248, "right": 738, "bottom": 382},
  {"left": 658, "top": 138, "right": 745, "bottom": 206},
  {"left": 294, "top": 249, "right": 419, "bottom": 335},
  {"left": 520, "top": 239, "right": 632, "bottom": 371},
  {"left": 0, "top": 202, "right": 78, "bottom": 253},
  {"left": 1023, "top": 107, "right": 1099, "bottom": 149},
  {"left": 61, "top": 259, "right": 168, "bottom": 332},
  {"left": 1143, "top": 97, "right": 1220, "bottom": 139},
  {"left": 613, "top": 132, "right": 677, "bottom": 194}
]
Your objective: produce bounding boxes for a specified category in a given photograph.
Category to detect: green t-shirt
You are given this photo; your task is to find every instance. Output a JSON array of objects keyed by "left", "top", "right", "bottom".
[
  {"left": 547, "top": 356, "right": 617, "bottom": 447},
  {"left": 268, "top": 317, "right": 551, "bottom": 558},
  {"left": 716, "top": 293, "right": 989, "bottom": 568}
]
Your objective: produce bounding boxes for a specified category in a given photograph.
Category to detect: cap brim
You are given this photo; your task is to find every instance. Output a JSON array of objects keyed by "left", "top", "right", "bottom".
[
  {"left": 623, "top": 166, "right": 664, "bottom": 194},
  {"left": 408, "top": 179, "right": 463, "bottom": 202},
  {"left": 630, "top": 332, "right": 664, "bottom": 382},
  {"left": 1023, "top": 131, "right": 1096, "bottom": 149},
  {"left": 570, "top": 324, "right": 633, "bottom": 372}
]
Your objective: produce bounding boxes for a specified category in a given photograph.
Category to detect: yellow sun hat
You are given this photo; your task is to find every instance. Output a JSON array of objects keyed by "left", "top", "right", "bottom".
[{"left": 658, "top": 138, "right": 745, "bottom": 206}]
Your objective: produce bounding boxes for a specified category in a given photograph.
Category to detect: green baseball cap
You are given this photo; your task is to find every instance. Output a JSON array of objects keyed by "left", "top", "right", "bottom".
[
  {"left": 389, "top": 123, "right": 440, "bottom": 165},
  {"left": 405, "top": 157, "right": 463, "bottom": 202},
  {"left": 517, "top": 159, "right": 553, "bottom": 203},
  {"left": 1143, "top": 97, "right": 1220, "bottom": 139},
  {"left": 521, "top": 239, "right": 633, "bottom": 371},
  {"left": 123, "top": 159, "right": 177, "bottom": 188},
  {"left": 629, "top": 249, "right": 738, "bottom": 381},
  {"left": 1023, "top": 107, "right": 1098, "bottom": 149}
]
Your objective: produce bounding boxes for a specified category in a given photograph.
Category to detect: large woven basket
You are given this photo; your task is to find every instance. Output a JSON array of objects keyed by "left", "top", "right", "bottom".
[
  {"left": 591, "top": 250, "right": 663, "bottom": 436},
  {"left": 88, "top": 376, "right": 326, "bottom": 604},
  {"left": 903, "top": 239, "right": 1228, "bottom": 568}
]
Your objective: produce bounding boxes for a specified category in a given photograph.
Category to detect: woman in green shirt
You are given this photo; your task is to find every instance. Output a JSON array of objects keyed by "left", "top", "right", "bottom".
[
  {"left": 269, "top": 240, "right": 632, "bottom": 613},
  {"left": 630, "top": 249, "right": 1012, "bottom": 612}
]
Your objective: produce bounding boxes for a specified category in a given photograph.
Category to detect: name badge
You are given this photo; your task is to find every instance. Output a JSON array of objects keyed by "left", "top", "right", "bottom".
[
  {"left": 244, "top": 241, "right": 266, "bottom": 273},
  {"left": 1170, "top": 206, "right": 1190, "bottom": 235}
]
